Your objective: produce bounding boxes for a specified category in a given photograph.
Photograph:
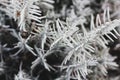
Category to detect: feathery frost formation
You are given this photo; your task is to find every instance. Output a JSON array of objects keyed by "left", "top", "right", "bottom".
[{"left": 0, "top": 0, "right": 120, "bottom": 80}]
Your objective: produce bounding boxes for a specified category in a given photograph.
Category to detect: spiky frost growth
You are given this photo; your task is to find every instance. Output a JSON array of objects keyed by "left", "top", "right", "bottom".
[
  {"left": 0, "top": 0, "right": 46, "bottom": 31},
  {"left": 7, "top": 29, "right": 36, "bottom": 56},
  {"left": 62, "top": 8, "right": 119, "bottom": 63},
  {"left": 38, "top": 0, "right": 54, "bottom": 10},
  {"left": 56, "top": 8, "right": 119, "bottom": 79},
  {"left": 0, "top": 54, "right": 5, "bottom": 75},
  {"left": 14, "top": 64, "right": 32, "bottom": 80},
  {"left": 0, "top": 0, "right": 120, "bottom": 80},
  {"left": 0, "top": 44, "right": 6, "bottom": 75},
  {"left": 88, "top": 48, "right": 118, "bottom": 80},
  {"left": 47, "top": 19, "right": 79, "bottom": 49},
  {"left": 72, "top": 0, "right": 93, "bottom": 17},
  {"left": 31, "top": 45, "right": 51, "bottom": 71},
  {"left": 30, "top": 8, "right": 120, "bottom": 79}
]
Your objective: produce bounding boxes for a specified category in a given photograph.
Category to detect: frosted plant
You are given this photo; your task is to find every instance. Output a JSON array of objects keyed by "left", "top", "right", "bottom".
[
  {"left": 109, "top": 76, "right": 120, "bottom": 80},
  {"left": 47, "top": 19, "right": 79, "bottom": 49},
  {"left": 31, "top": 19, "right": 79, "bottom": 72},
  {"left": 31, "top": 45, "right": 50, "bottom": 71},
  {"left": 58, "top": 8, "right": 120, "bottom": 80},
  {"left": 66, "top": 8, "right": 87, "bottom": 28},
  {"left": 0, "top": 0, "right": 120, "bottom": 80},
  {"left": 38, "top": 0, "right": 54, "bottom": 10},
  {"left": 36, "top": 8, "right": 120, "bottom": 80},
  {"left": 0, "top": 44, "right": 6, "bottom": 75},
  {"left": 0, "top": 61, "right": 5, "bottom": 75},
  {"left": 95, "top": 48, "right": 118, "bottom": 76},
  {"left": 106, "top": 0, "right": 120, "bottom": 19},
  {"left": 0, "top": 51, "right": 5, "bottom": 75},
  {"left": 62, "top": 8, "right": 119, "bottom": 64},
  {"left": 101, "top": 0, "right": 120, "bottom": 20},
  {"left": 13, "top": 33, "right": 36, "bottom": 56},
  {"left": 60, "top": 55, "right": 97, "bottom": 80},
  {"left": 0, "top": 24, "right": 9, "bottom": 28},
  {"left": 7, "top": 29, "right": 36, "bottom": 56},
  {"left": 88, "top": 48, "right": 118, "bottom": 80},
  {"left": 72, "top": 0, "right": 93, "bottom": 17},
  {"left": 0, "top": 0, "right": 45, "bottom": 31},
  {"left": 65, "top": 0, "right": 91, "bottom": 28},
  {"left": 14, "top": 63, "right": 32, "bottom": 80},
  {"left": 0, "top": 13, "right": 6, "bottom": 26}
]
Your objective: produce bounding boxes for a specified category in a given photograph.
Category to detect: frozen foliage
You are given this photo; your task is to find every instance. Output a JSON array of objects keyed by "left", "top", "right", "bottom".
[
  {"left": 72, "top": 0, "right": 92, "bottom": 16},
  {"left": 14, "top": 63, "right": 32, "bottom": 80},
  {"left": 31, "top": 45, "right": 50, "bottom": 71},
  {"left": 0, "top": 0, "right": 46, "bottom": 31},
  {"left": 0, "top": 0, "right": 120, "bottom": 80}
]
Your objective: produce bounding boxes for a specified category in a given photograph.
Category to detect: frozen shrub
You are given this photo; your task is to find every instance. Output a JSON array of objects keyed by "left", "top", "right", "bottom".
[{"left": 0, "top": 0, "right": 120, "bottom": 80}]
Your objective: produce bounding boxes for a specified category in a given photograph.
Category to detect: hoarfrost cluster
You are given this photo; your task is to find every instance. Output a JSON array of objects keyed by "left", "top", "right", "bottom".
[{"left": 0, "top": 0, "right": 120, "bottom": 80}]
